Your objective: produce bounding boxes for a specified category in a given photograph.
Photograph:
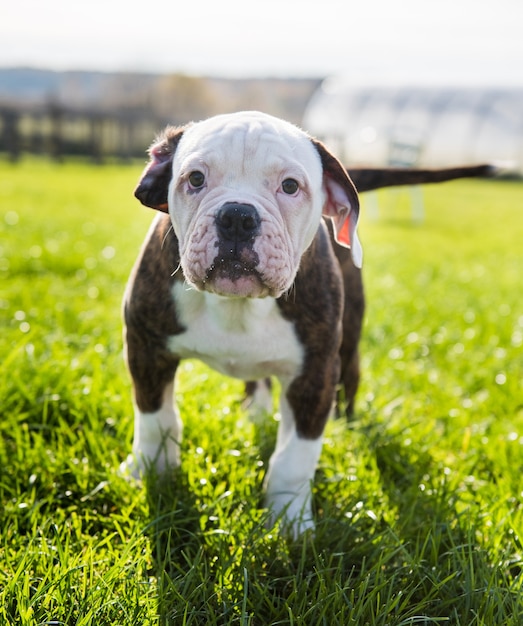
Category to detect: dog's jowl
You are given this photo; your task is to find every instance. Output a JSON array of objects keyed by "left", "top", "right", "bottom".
[{"left": 122, "top": 111, "right": 364, "bottom": 536}]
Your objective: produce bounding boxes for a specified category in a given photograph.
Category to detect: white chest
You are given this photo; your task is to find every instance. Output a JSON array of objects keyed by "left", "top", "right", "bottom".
[{"left": 168, "top": 283, "right": 304, "bottom": 381}]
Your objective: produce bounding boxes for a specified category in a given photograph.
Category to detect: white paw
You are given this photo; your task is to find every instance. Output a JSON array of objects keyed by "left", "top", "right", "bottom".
[
  {"left": 123, "top": 400, "right": 183, "bottom": 479},
  {"left": 263, "top": 428, "right": 323, "bottom": 537},
  {"left": 119, "top": 440, "right": 181, "bottom": 480},
  {"left": 265, "top": 489, "right": 315, "bottom": 538},
  {"left": 119, "top": 453, "right": 142, "bottom": 481}
]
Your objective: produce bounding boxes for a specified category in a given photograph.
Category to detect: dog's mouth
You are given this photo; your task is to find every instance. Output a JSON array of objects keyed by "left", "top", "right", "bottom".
[
  {"left": 201, "top": 248, "right": 271, "bottom": 297},
  {"left": 181, "top": 204, "right": 295, "bottom": 298}
]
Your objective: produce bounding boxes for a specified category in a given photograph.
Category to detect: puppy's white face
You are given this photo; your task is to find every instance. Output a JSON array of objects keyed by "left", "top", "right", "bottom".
[
  {"left": 168, "top": 112, "right": 325, "bottom": 298},
  {"left": 134, "top": 111, "right": 362, "bottom": 297}
]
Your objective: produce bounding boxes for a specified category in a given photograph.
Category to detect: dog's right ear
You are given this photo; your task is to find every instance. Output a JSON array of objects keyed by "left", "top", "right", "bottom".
[
  {"left": 134, "top": 125, "right": 187, "bottom": 212},
  {"left": 311, "top": 138, "right": 363, "bottom": 268}
]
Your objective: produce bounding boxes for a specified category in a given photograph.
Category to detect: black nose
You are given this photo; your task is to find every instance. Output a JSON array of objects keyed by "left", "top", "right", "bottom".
[{"left": 216, "top": 203, "right": 261, "bottom": 242}]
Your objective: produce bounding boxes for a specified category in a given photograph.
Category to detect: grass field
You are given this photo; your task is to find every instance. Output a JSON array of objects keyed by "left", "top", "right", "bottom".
[{"left": 1, "top": 158, "right": 522, "bottom": 625}]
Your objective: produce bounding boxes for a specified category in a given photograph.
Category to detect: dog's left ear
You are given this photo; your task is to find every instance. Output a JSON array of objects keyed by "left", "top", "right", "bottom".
[
  {"left": 311, "top": 139, "right": 363, "bottom": 268},
  {"left": 134, "top": 125, "right": 187, "bottom": 212}
]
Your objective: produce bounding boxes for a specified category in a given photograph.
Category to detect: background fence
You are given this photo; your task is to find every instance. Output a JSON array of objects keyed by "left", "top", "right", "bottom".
[{"left": 0, "top": 104, "right": 166, "bottom": 162}]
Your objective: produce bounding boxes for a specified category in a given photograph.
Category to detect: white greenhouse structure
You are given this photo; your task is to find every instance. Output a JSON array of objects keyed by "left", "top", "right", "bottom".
[{"left": 303, "top": 78, "right": 523, "bottom": 174}]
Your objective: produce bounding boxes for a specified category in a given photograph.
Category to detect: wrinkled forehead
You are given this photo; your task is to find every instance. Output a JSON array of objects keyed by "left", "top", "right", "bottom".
[{"left": 174, "top": 112, "right": 322, "bottom": 179}]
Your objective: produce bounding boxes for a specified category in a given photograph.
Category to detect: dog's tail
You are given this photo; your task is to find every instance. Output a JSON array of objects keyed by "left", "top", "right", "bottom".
[{"left": 348, "top": 164, "right": 495, "bottom": 192}]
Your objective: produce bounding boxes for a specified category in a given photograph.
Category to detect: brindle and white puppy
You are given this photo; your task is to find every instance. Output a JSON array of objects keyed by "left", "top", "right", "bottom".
[{"left": 122, "top": 110, "right": 491, "bottom": 535}]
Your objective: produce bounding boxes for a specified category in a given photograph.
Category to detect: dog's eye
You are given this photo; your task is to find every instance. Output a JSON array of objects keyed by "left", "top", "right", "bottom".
[
  {"left": 188, "top": 171, "right": 205, "bottom": 189},
  {"left": 281, "top": 178, "right": 299, "bottom": 195}
]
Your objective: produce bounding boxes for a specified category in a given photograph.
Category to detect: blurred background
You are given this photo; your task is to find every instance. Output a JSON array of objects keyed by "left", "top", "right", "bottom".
[{"left": 1, "top": 0, "right": 522, "bottom": 172}]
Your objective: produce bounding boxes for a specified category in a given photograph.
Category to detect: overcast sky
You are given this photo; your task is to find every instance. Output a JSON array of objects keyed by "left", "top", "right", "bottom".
[{"left": 1, "top": 0, "right": 522, "bottom": 85}]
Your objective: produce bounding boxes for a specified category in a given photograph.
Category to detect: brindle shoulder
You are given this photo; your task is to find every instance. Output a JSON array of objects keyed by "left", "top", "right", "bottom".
[{"left": 124, "top": 214, "right": 184, "bottom": 338}]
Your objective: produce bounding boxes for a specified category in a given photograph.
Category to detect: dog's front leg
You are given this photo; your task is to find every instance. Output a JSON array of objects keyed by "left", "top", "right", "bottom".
[
  {"left": 122, "top": 317, "right": 182, "bottom": 478},
  {"left": 125, "top": 381, "right": 183, "bottom": 477},
  {"left": 264, "top": 391, "right": 325, "bottom": 537}
]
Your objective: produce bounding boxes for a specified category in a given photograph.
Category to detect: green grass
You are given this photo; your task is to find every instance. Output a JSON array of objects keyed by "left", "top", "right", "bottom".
[{"left": 1, "top": 158, "right": 522, "bottom": 625}]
